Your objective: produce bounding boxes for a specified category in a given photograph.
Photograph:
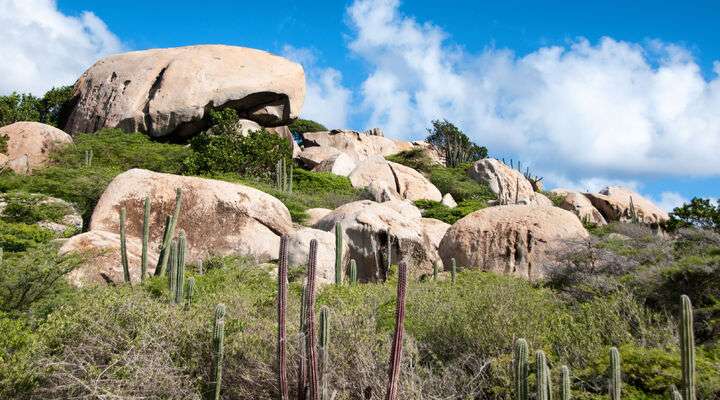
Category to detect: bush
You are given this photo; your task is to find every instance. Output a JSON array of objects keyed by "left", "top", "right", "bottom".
[
  {"left": 0, "top": 86, "right": 74, "bottom": 128},
  {"left": 426, "top": 119, "right": 487, "bottom": 167},
  {"left": 428, "top": 163, "right": 496, "bottom": 203},
  {"left": 0, "top": 220, "right": 55, "bottom": 252},
  {"left": 414, "top": 199, "right": 487, "bottom": 224},
  {"left": 288, "top": 118, "right": 327, "bottom": 134},
  {"left": 667, "top": 197, "right": 720, "bottom": 232},
  {"left": 0, "top": 191, "right": 74, "bottom": 224},
  {"left": 386, "top": 148, "right": 434, "bottom": 173}
]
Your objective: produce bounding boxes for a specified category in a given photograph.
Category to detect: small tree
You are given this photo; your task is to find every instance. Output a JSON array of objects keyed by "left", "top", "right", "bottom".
[
  {"left": 425, "top": 119, "right": 487, "bottom": 167},
  {"left": 667, "top": 198, "right": 720, "bottom": 232}
]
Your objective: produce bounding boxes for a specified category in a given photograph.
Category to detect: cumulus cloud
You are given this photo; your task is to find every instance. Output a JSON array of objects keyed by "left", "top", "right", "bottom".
[
  {"left": 0, "top": 0, "right": 123, "bottom": 95},
  {"left": 347, "top": 0, "right": 720, "bottom": 187},
  {"left": 654, "top": 191, "right": 689, "bottom": 212},
  {"left": 282, "top": 45, "right": 352, "bottom": 129}
]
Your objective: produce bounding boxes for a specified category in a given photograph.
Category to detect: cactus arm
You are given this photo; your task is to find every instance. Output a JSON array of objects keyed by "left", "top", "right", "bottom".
[
  {"left": 278, "top": 235, "right": 290, "bottom": 400},
  {"left": 119, "top": 207, "right": 130, "bottom": 284}
]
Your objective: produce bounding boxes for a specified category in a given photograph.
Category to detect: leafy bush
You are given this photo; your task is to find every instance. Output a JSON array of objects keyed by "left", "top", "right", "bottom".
[
  {"left": 428, "top": 163, "right": 496, "bottom": 203},
  {"left": 414, "top": 199, "right": 487, "bottom": 224},
  {"left": 288, "top": 118, "right": 327, "bottom": 134},
  {"left": 426, "top": 119, "right": 487, "bottom": 167},
  {"left": 667, "top": 197, "right": 720, "bottom": 232},
  {"left": 0, "top": 86, "right": 74, "bottom": 128},
  {"left": 386, "top": 148, "right": 435, "bottom": 173},
  {"left": 0, "top": 220, "right": 55, "bottom": 252},
  {"left": 0, "top": 191, "right": 73, "bottom": 224},
  {"left": 0, "top": 133, "right": 7, "bottom": 153}
]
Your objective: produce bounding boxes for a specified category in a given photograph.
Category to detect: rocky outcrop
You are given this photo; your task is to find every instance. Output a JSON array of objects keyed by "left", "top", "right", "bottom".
[
  {"left": 550, "top": 189, "right": 607, "bottom": 226},
  {"left": 64, "top": 45, "right": 305, "bottom": 138},
  {"left": 297, "top": 146, "right": 340, "bottom": 168},
  {"left": 305, "top": 208, "right": 332, "bottom": 227},
  {"left": 348, "top": 157, "right": 442, "bottom": 202},
  {"left": 90, "top": 169, "right": 293, "bottom": 262},
  {"left": 60, "top": 230, "right": 159, "bottom": 286},
  {"left": 313, "top": 200, "right": 439, "bottom": 281},
  {"left": 0, "top": 122, "right": 72, "bottom": 174},
  {"left": 300, "top": 130, "right": 401, "bottom": 162},
  {"left": 439, "top": 205, "right": 588, "bottom": 279},
  {"left": 467, "top": 159, "right": 544, "bottom": 205},
  {"left": 585, "top": 186, "right": 668, "bottom": 224},
  {"left": 441, "top": 193, "right": 457, "bottom": 208},
  {"left": 286, "top": 227, "right": 348, "bottom": 285},
  {"left": 312, "top": 153, "right": 356, "bottom": 177},
  {"left": 420, "top": 218, "right": 450, "bottom": 249}
]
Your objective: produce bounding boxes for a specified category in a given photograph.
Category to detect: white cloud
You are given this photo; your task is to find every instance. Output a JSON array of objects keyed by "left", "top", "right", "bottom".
[
  {"left": 346, "top": 0, "right": 720, "bottom": 187},
  {"left": 0, "top": 0, "right": 123, "bottom": 95},
  {"left": 654, "top": 191, "right": 689, "bottom": 212},
  {"left": 282, "top": 45, "right": 352, "bottom": 129}
]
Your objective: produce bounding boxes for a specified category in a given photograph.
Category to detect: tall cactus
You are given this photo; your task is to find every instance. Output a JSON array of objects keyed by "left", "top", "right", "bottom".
[
  {"left": 185, "top": 277, "right": 195, "bottom": 309},
  {"left": 514, "top": 339, "right": 529, "bottom": 400},
  {"left": 560, "top": 365, "right": 571, "bottom": 400},
  {"left": 349, "top": 259, "right": 358, "bottom": 285},
  {"left": 670, "top": 385, "right": 683, "bottom": 400},
  {"left": 154, "top": 215, "right": 173, "bottom": 276},
  {"left": 119, "top": 207, "right": 130, "bottom": 284},
  {"left": 334, "top": 222, "right": 343, "bottom": 285},
  {"left": 546, "top": 361, "right": 554, "bottom": 400},
  {"left": 212, "top": 304, "right": 226, "bottom": 400},
  {"left": 141, "top": 196, "right": 150, "bottom": 282},
  {"left": 609, "top": 347, "right": 621, "bottom": 400},
  {"left": 168, "top": 239, "right": 178, "bottom": 294},
  {"left": 305, "top": 239, "right": 321, "bottom": 400},
  {"left": 277, "top": 235, "right": 290, "bottom": 400},
  {"left": 451, "top": 257, "right": 457, "bottom": 283},
  {"left": 680, "top": 295, "right": 696, "bottom": 400},
  {"left": 157, "top": 188, "right": 183, "bottom": 275},
  {"left": 319, "top": 306, "right": 330, "bottom": 399},
  {"left": 384, "top": 260, "right": 408, "bottom": 400},
  {"left": 536, "top": 351, "right": 548, "bottom": 400},
  {"left": 174, "top": 230, "right": 186, "bottom": 304},
  {"left": 298, "top": 283, "right": 308, "bottom": 400}
]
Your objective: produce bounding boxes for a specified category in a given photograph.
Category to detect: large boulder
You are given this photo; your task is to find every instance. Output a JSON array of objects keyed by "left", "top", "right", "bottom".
[
  {"left": 0, "top": 122, "right": 72, "bottom": 174},
  {"left": 300, "top": 130, "right": 403, "bottom": 162},
  {"left": 348, "top": 157, "right": 442, "bottom": 202},
  {"left": 584, "top": 186, "right": 668, "bottom": 224},
  {"left": 89, "top": 169, "right": 293, "bottom": 262},
  {"left": 420, "top": 218, "right": 450, "bottom": 249},
  {"left": 59, "top": 230, "right": 159, "bottom": 286},
  {"left": 313, "top": 200, "right": 439, "bottom": 281},
  {"left": 305, "top": 208, "right": 332, "bottom": 227},
  {"left": 550, "top": 189, "right": 607, "bottom": 226},
  {"left": 286, "top": 227, "right": 349, "bottom": 285},
  {"left": 467, "top": 158, "right": 544, "bottom": 205},
  {"left": 64, "top": 45, "right": 306, "bottom": 138},
  {"left": 297, "top": 146, "right": 340, "bottom": 168},
  {"left": 439, "top": 205, "right": 588, "bottom": 280},
  {"left": 312, "top": 152, "right": 356, "bottom": 177}
]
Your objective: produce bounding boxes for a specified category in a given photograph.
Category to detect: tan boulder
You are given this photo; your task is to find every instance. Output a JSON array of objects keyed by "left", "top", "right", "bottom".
[
  {"left": 441, "top": 193, "right": 458, "bottom": 208},
  {"left": 89, "top": 169, "right": 293, "bottom": 263},
  {"left": 297, "top": 146, "right": 340, "bottom": 168},
  {"left": 533, "top": 192, "right": 554, "bottom": 207},
  {"left": 550, "top": 189, "right": 607, "bottom": 226},
  {"left": 0, "top": 122, "right": 72, "bottom": 174},
  {"left": 305, "top": 208, "right": 332, "bottom": 226},
  {"left": 439, "top": 205, "right": 588, "bottom": 280},
  {"left": 367, "top": 181, "right": 403, "bottom": 202},
  {"left": 59, "top": 230, "right": 159, "bottom": 286},
  {"left": 312, "top": 152, "right": 356, "bottom": 177},
  {"left": 64, "top": 45, "right": 306, "bottom": 137},
  {"left": 467, "top": 158, "right": 544, "bottom": 205},
  {"left": 420, "top": 218, "right": 450, "bottom": 249},
  {"left": 348, "top": 157, "right": 442, "bottom": 202},
  {"left": 385, "top": 200, "right": 423, "bottom": 220},
  {"left": 585, "top": 186, "right": 668, "bottom": 224},
  {"left": 300, "top": 130, "right": 402, "bottom": 162},
  {"left": 313, "top": 200, "right": 439, "bottom": 281},
  {"left": 286, "top": 227, "right": 349, "bottom": 285}
]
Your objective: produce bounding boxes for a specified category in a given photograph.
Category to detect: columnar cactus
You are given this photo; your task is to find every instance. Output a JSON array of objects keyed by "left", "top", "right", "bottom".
[
  {"left": 670, "top": 385, "right": 683, "bottom": 400},
  {"left": 386, "top": 234, "right": 393, "bottom": 271},
  {"left": 319, "top": 306, "right": 330, "bottom": 399},
  {"left": 680, "top": 295, "right": 696, "bottom": 400},
  {"left": 174, "top": 230, "right": 186, "bottom": 304},
  {"left": 305, "top": 239, "right": 321, "bottom": 400},
  {"left": 277, "top": 234, "right": 290, "bottom": 400},
  {"left": 514, "top": 339, "right": 529, "bottom": 400},
  {"left": 610, "top": 347, "right": 621, "bottom": 400},
  {"left": 155, "top": 215, "right": 173, "bottom": 276},
  {"left": 141, "top": 196, "right": 150, "bottom": 281},
  {"left": 157, "top": 188, "right": 183, "bottom": 276},
  {"left": 334, "top": 222, "right": 342, "bottom": 285},
  {"left": 546, "top": 361, "right": 554, "bottom": 400},
  {"left": 84, "top": 149, "right": 93, "bottom": 166},
  {"left": 185, "top": 277, "right": 195, "bottom": 308},
  {"left": 212, "top": 304, "right": 226, "bottom": 400},
  {"left": 536, "top": 351, "right": 548, "bottom": 400},
  {"left": 119, "top": 207, "right": 130, "bottom": 284},
  {"left": 385, "top": 260, "right": 408, "bottom": 400},
  {"left": 451, "top": 258, "right": 457, "bottom": 283},
  {"left": 168, "top": 239, "right": 178, "bottom": 294},
  {"left": 349, "top": 259, "right": 357, "bottom": 285},
  {"left": 298, "top": 283, "right": 308, "bottom": 400},
  {"left": 560, "top": 365, "right": 570, "bottom": 400}
]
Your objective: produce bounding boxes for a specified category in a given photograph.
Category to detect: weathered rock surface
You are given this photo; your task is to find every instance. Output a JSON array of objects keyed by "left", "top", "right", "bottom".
[
  {"left": 367, "top": 181, "right": 403, "bottom": 203},
  {"left": 60, "top": 230, "right": 159, "bottom": 286},
  {"left": 286, "top": 227, "right": 348, "bottom": 285},
  {"left": 64, "top": 45, "right": 306, "bottom": 137},
  {"left": 441, "top": 193, "right": 457, "bottom": 208},
  {"left": 300, "top": 130, "right": 404, "bottom": 162},
  {"left": 420, "top": 218, "right": 450, "bottom": 249},
  {"left": 439, "top": 205, "right": 588, "bottom": 279},
  {"left": 305, "top": 208, "right": 332, "bottom": 227},
  {"left": 348, "top": 157, "right": 442, "bottom": 202},
  {"left": 467, "top": 158, "right": 544, "bottom": 205},
  {"left": 585, "top": 186, "right": 668, "bottom": 224},
  {"left": 297, "top": 146, "right": 340, "bottom": 168},
  {"left": 313, "top": 200, "right": 439, "bottom": 281},
  {"left": 90, "top": 169, "right": 293, "bottom": 262},
  {"left": 312, "top": 152, "right": 356, "bottom": 177},
  {"left": 550, "top": 189, "right": 607, "bottom": 226},
  {"left": 0, "top": 122, "right": 72, "bottom": 174}
]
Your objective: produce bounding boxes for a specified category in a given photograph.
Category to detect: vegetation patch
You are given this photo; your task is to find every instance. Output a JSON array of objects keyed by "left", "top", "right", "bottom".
[
  {"left": 288, "top": 118, "right": 327, "bottom": 134},
  {"left": 0, "top": 191, "right": 73, "bottom": 225},
  {"left": 414, "top": 199, "right": 487, "bottom": 224}
]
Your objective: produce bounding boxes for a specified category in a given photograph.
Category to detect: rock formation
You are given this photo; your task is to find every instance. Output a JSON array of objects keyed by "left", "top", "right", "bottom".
[{"left": 0, "top": 121, "right": 73, "bottom": 174}]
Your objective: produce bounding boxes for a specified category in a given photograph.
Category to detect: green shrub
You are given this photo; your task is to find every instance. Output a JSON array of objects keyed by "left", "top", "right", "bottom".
[
  {"left": 386, "top": 148, "right": 435, "bottom": 173},
  {"left": 426, "top": 119, "right": 487, "bottom": 167},
  {"left": 415, "top": 199, "right": 487, "bottom": 224},
  {"left": 0, "top": 221, "right": 54, "bottom": 252},
  {"left": 0, "top": 191, "right": 73, "bottom": 224},
  {"left": 543, "top": 191, "right": 566, "bottom": 207},
  {"left": 288, "top": 118, "right": 327, "bottom": 134},
  {"left": 429, "top": 163, "right": 496, "bottom": 203},
  {"left": 0, "top": 85, "right": 74, "bottom": 128},
  {"left": 0, "top": 134, "right": 7, "bottom": 153},
  {"left": 666, "top": 197, "right": 720, "bottom": 232}
]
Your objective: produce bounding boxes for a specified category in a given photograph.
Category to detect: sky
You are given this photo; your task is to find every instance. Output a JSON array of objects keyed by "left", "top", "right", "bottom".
[{"left": 2, "top": 0, "right": 720, "bottom": 210}]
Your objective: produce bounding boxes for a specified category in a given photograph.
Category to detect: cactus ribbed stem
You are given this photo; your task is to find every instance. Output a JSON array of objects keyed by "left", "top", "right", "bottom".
[
  {"left": 546, "top": 361, "right": 554, "bottom": 400},
  {"left": 334, "top": 222, "right": 343, "bottom": 285},
  {"left": 560, "top": 365, "right": 570, "bottom": 400},
  {"left": 536, "top": 351, "right": 548, "bottom": 400},
  {"left": 212, "top": 304, "right": 226, "bottom": 400},
  {"left": 384, "top": 260, "right": 408, "bottom": 400},
  {"left": 168, "top": 239, "right": 178, "bottom": 294},
  {"left": 319, "top": 306, "right": 330, "bottom": 399},
  {"left": 386, "top": 234, "right": 392, "bottom": 272},
  {"left": 680, "top": 295, "right": 696, "bottom": 400},
  {"left": 288, "top": 164, "right": 293, "bottom": 194},
  {"left": 433, "top": 260, "right": 439, "bottom": 281},
  {"left": 305, "top": 239, "right": 321, "bottom": 400},
  {"left": 119, "top": 207, "right": 130, "bottom": 284},
  {"left": 514, "top": 339, "right": 529, "bottom": 400},
  {"left": 277, "top": 235, "right": 289, "bottom": 400},
  {"left": 154, "top": 215, "right": 173, "bottom": 276},
  {"left": 185, "top": 277, "right": 195, "bottom": 309},
  {"left": 349, "top": 259, "right": 357, "bottom": 284},
  {"left": 610, "top": 347, "right": 621, "bottom": 400},
  {"left": 298, "top": 283, "right": 308, "bottom": 400},
  {"left": 174, "top": 230, "right": 186, "bottom": 304},
  {"left": 670, "top": 384, "right": 683, "bottom": 400},
  {"left": 141, "top": 196, "right": 150, "bottom": 281},
  {"left": 451, "top": 257, "right": 457, "bottom": 283},
  {"left": 158, "top": 188, "right": 183, "bottom": 276}
]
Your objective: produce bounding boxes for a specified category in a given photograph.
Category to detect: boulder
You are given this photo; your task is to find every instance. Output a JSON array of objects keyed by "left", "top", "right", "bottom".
[
  {"left": 420, "top": 218, "right": 450, "bottom": 249},
  {"left": 550, "top": 189, "right": 607, "bottom": 226},
  {"left": 89, "top": 169, "right": 293, "bottom": 263},
  {"left": 313, "top": 200, "right": 439, "bottom": 281},
  {"left": 305, "top": 208, "right": 332, "bottom": 227},
  {"left": 441, "top": 193, "right": 457, "bottom": 208},
  {"left": 300, "top": 130, "right": 402, "bottom": 162},
  {"left": 0, "top": 122, "right": 73, "bottom": 174},
  {"left": 533, "top": 193, "right": 554, "bottom": 208},
  {"left": 312, "top": 152, "right": 356, "bottom": 177},
  {"left": 297, "top": 146, "right": 340, "bottom": 168},
  {"left": 286, "top": 227, "right": 349, "bottom": 285},
  {"left": 439, "top": 205, "right": 588, "bottom": 280},
  {"left": 367, "top": 181, "right": 402, "bottom": 203},
  {"left": 467, "top": 158, "right": 544, "bottom": 205},
  {"left": 64, "top": 45, "right": 306, "bottom": 137},
  {"left": 0, "top": 192, "right": 83, "bottom": 234},
  {"left": 348, "top": 157, "right": 442, "bottom": 202},
  {"left": 59, "top": 230, "right": 159, "bottom": 286},
  {"left": 385, "top": 200, "right": 422, "bottom": 220},
  {"left": 584, "top": 186, "right": 668, "bottom": 224}
]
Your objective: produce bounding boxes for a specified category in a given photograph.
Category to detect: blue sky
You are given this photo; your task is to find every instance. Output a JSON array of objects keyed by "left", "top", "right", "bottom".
[{"left": 2, "top": 0, "right": 720, "bottom": 209}]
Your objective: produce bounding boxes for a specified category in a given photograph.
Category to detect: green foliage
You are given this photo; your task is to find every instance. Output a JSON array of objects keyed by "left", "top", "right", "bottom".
[
  {"left": 0, "top": 134, "right": 7, "bottom": 153},
  {"left": 414, "top": 199, "right": 486, "bottom": 224},
  {"left": 289, "top": 118, "right": 327, "bottom": 134},
  {"left": 0, "top": 86, "right": 74, "bottom": 128},
  {"left": 667, "top": 197, "right": 720, "bottom": 232},
  {"left": 426, "top": 119, "right": 487, "bottom": 167},
  {"left": 0, "top": 220, "right": 55, "bottom": 252},
  {"left": 429, "top": 163, "right": 496, "bottom": 202},
  {"left": 0, "top": 191, "right": 73, "bottom": 224},
  {"left": 386, "top": 148, "right": 434, "bottom": 173},
  {"left": 543, "top": 191, "right": 566, "bottom": 207}
]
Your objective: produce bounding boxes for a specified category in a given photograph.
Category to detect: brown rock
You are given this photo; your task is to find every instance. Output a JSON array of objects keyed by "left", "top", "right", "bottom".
[
  {"left": 550, "top": 188, "right": 607, "bottom": 226},
  {"left": 348, "top": 157, "right": 442, "bottom": 202},
  {"left": 585, "top": 186, "right": 668, "bottom": 224},
  {"left": 297, "top": 146, "right": 340, "bottom": 168},
  {"left": 467, "top": 158, "right": 544, "bottom": 205},
  {"left": 0, "top": 122, "right": 72, "bottom": 174}
]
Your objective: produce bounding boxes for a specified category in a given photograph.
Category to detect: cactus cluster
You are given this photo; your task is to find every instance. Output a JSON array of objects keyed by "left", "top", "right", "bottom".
[
  {"left": 276, "top": 158, "right": 293, "bottom": 193},
  {"left": 334, "top": 222, "right": 343, "bottom": 285},
  {"left": 156, "top": 188, "right": 183, "bottom": 276}
]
